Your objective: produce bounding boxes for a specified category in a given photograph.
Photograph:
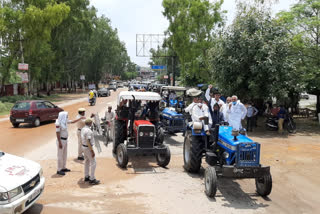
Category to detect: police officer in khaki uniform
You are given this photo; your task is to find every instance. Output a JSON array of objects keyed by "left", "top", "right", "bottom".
[
  {"left": 81, "top": 118, "right": 100, "bottom": 185},
  {"left": 56, "top": 111, "right": 85, "bottom": 176},
  {"left": 76, "top": 108, "right": 86, "bottom": 160}
]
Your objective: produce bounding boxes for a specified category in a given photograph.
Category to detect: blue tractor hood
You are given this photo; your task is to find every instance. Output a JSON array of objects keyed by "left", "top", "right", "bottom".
[
  {"left": 218, "top": 126, "right": 254, "bottom": 150},
  {"left": 162, "top": 107, "right": 183, "bottom": 117}
]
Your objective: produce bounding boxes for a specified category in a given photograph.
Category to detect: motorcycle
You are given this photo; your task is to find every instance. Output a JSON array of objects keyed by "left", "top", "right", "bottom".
[
  {"left": 265, "top": 113, "right": 296, "bottom": 133},
  {"left": 101, "top": 118, "right": 112, "bottom": 146}
]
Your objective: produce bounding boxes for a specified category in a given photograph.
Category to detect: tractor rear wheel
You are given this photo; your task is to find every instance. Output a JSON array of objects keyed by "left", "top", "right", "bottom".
[
  {"left": 183, "top": 131, "right": 203, "bottom": 173},
  {"left": 113, "top": 120, "right": 126, "bottom": 154},
  {"left": 156, "top": 145, "right": 171, "bottom": 167},
  {"left": 116, "top": 143, "right": 128, "bottom": 168},
  {"left": 255, "top": 172, "right": 272, "bottom": 196},
  {"left": 204, "top": 166, "right": 218, "bottom": 198}
]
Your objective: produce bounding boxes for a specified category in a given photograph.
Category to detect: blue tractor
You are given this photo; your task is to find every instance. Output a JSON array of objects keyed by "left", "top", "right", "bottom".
[
  {"left": 159, "top": 86, "right": 188, "bottom": 134},
  {"left": 184, "top": 122, "right": 272, "bottom": 198}
]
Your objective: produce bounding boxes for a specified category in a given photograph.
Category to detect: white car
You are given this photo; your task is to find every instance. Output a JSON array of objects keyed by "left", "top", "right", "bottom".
[{"left": 0, "top": 151, "right": 45, "bottom": 214}]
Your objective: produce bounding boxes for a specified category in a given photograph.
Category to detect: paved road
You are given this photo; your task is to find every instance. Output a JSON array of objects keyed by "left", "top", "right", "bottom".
[{"left": 1, "top": 89, "right": 320, "bottom": 214}]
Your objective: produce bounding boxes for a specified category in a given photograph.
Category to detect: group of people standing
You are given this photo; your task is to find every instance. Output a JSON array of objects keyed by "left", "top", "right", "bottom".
[
  {"left": 185, "top": 85, "right": 259, "bottom": 134},
  {"left": 55, "top": 106, "right": 115, "bottom": 185}
]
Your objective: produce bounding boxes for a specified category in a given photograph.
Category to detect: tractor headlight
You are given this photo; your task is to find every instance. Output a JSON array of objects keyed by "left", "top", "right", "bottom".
[
  {"left": 223, "top": 152, "right": 229, "bottom": 159},
  {"left": 149, "top": 132, "right": 154, "bottom": 137},
  {"left": 0, "top": 192, "right": 9, "bottom": 204},
  {"left": 139, "top": 132, "right": 144, "bottom": 137}
]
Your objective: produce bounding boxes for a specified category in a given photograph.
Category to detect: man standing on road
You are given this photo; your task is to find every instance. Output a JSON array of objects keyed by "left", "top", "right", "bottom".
[
  {"left": 227, "top": 96, "right": 247, "bottom": 131},
  {"left": 81, "top": 118, "right": 100, "bottom": 185},
  {"left": 76, "top": 108, "right": 86, "bottom": 160},
  {"left": 205, "top": 85, "right": 225, "bottom": 110},
  {"left": 105, "top": 106, "right": 115, "bottom": 140},
  {"left": 277, "top": 105, "right": 286, "bottom": 134},
  {"left": 246, "top": 102, "right": 259, "bottom": 132},
  {"left": 56, "top": 111, "right": 85, "bottom": 176}
]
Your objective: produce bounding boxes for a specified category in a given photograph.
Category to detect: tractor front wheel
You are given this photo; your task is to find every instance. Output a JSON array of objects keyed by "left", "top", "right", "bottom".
[
  {"left": 255, "top": 172, "right": 272, "bottom": 196},
  {"left": 116, "top": 143, "right": 128, "bottom": 168},
  {"left": 204, "top": 166, "right": 218, "bottom": 198},
  {"left": 156, "top": 145, "right": 171, "bottom": 167}
]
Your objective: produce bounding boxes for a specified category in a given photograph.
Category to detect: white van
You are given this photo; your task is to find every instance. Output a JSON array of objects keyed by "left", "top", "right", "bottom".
[{"left": 0, "top": 151, "right": 45, "bottom": 214}]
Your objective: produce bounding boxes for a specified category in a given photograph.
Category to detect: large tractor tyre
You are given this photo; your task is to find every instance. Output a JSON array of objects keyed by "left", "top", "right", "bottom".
[
  {"left": 156, "top": 145, "right": 171, "bottom": 167},
  {"left": 204, "top": 166, "right": 218, "bottom": 198},
  {"left": 183, "top": 131, "right": 203, "bottom": 173},
  {"left": 255, "top": 172, "right": 272, "bottom": 196},
  {"left": 116, "top": 143, "right": 128, "bottom": 168},
  {"left": 156, "top": 127, "right": 164, "bottom": 145},
  {"left": 113, "top": 120, "right": 126, "bottom": 153}
]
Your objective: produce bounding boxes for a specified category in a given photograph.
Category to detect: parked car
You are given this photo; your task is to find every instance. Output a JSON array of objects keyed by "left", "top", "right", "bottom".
[
  {"left": 10, "top": 100, "right": 63, "bottom": 128},
  {"left": 97, "top": 88, "right": 111, "bottom": 97},
  {"left": 0, "top": 151, "right": 45, "bottom": 214},
  {"left": 108, "top": 83, "right": 117, "bottom": 91},
  {"left": 118, "top": 82, "right": 124, "bottom": 88}
]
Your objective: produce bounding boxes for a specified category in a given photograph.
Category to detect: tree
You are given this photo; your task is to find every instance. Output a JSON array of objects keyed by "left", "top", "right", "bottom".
[
  {"left": 209, "top": 4, "right": 299, "bottom": 105},
  {"left": 162, "top": 0, "right": 225, "bottom": 86},
  {"left": 277, "top": 0, "right": 320, "bottom": 115}
]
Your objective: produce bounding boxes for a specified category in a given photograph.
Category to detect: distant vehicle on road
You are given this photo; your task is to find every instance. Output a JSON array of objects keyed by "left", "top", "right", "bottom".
[
  {"left": 118, "top": 82, "right": 124, "bottom": 88},
  {"left": 10, "top": 100, "right": 63, "bottom": 128},
  {"left": 108, "top": 83, "right": 117, "bottom": 91},
  {"left": 0, "top": 151, "right": 45, "bottom": 214},
  {"left": 97, "top": 88, "right": 111, "bottom": 97}
]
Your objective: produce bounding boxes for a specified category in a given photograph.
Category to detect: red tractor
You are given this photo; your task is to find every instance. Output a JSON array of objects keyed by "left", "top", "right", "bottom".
[{"left": 113, "top": 91, "right": 171, "bottom": 168}]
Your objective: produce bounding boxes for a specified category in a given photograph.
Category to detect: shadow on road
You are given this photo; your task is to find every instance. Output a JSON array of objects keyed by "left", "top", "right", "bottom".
[
  {"left": 12, "top": 120, "right": 55, "bottom": 129},
  {"left": 185, "top": 167, "right": 269, "bottom": 210},
  {"left": 165, "top": 135, "right": 183, "bottom": 147},
  {"left": 217, "top": 178, "right": 269, "bottom": 209},
  {"left": 24, "top": 203, "right": 43, "bottom": 214}
]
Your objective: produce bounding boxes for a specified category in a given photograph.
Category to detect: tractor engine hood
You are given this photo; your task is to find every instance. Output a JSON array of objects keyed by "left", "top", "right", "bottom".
[
  {"left": 134, "top": 120, "right": 154, "bottom": 132},
  {"left": 162, "top": 107, "right": 183, "bottom": 117}
]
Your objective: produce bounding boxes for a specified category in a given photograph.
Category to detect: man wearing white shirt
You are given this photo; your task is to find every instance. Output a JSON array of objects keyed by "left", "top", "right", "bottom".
[
  {"left": 227, "top": 95, "right": 247, "bottom": 131},
  {"left": 205, "top": 85, "right": 225, "bottom": 110},
  {"left": 190, "top": 97, "right": 210, "bottom": 135},
  {"left": 222, "top": 97, "right": 232, "bottom": 122}
]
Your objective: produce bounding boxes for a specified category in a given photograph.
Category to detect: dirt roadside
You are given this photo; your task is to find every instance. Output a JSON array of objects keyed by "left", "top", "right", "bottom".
[{"left": 1, "top": 90, "right": 320, "bottom": 214}]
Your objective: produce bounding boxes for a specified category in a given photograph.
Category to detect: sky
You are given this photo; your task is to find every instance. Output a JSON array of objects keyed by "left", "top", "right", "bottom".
[{"left": 90, "top": 0, "right": 298, "bottom": 67}]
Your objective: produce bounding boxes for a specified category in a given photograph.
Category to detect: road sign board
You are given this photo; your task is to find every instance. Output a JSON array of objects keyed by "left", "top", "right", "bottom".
[
  {"left": 151, "top": 65, "right": 166, "bottom": 70},
  {"left": 80, "top": 75, "right": 85, "bottom": 80},
  {"left": 16, "top": 72, "right": 29, "bottom": 83},
  {"left": 18, "top": 63, "right": 29, "bottom": 71}
]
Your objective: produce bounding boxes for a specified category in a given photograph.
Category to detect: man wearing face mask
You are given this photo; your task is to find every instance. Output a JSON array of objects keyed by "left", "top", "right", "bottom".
[
  {"left": 191, "top": 97, "right": 210, "bottom": 135},
  {"left": 227, "top": 95, "right": 247, "bottom": 131}
]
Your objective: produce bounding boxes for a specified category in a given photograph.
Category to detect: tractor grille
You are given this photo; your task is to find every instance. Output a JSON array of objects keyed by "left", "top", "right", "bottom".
[
  {"left": 138, "top": 126, "right": 155, "bottom": 148},
  {"left": 236, "top": 143, "right": 260, "bottom": 167},
  {"left": 172, "top": 119, "right": 184, "bottom": 127},
  {"left": 22, "top": 174, "right": 40, "bottom": 194}
]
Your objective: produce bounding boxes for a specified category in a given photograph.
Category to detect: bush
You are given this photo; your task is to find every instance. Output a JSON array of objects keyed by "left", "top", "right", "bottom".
[
  {"left": 0, "top": 95, "right": 39, "bottom": 104},
  {"left": 0, "top": 102, "right": 14, "bottom": 113}
]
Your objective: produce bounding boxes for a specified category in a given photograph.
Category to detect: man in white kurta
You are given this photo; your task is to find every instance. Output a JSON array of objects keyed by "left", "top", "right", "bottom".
[{"left": 227, "top": 96, "right": 247, "bottom": 131}]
